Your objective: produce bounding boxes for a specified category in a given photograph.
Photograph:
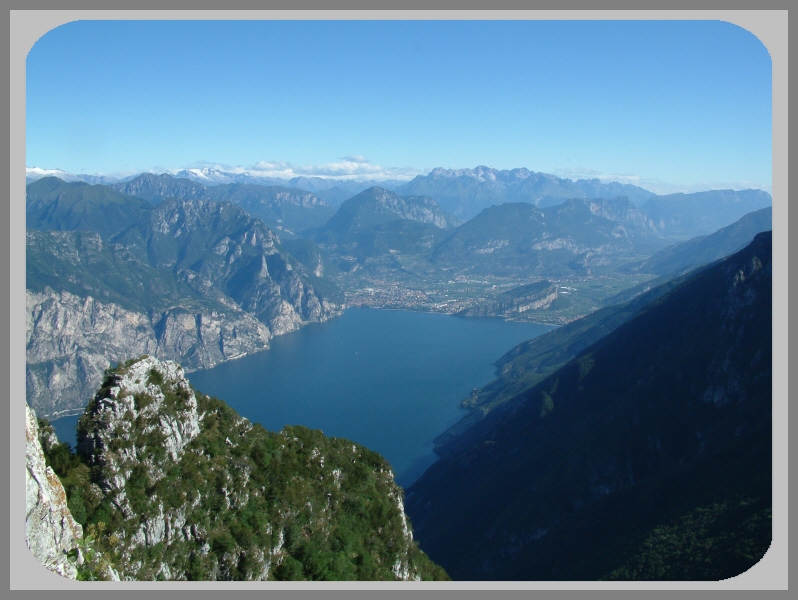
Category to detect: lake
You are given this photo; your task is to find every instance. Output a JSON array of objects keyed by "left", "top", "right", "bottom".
[{"left": 53, "top": 308, "right": 554, "bottom": 486}]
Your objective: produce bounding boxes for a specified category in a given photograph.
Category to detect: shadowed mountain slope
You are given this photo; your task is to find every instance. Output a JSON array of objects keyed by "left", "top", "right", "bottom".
[{"left": 407, "top": 232, "right": 771, "bottom": 580}]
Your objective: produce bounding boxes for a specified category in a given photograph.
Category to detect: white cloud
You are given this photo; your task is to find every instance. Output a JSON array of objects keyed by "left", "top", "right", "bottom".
[
  {"left": 340, "top": 155, "right": 369, "bottom": 164},
  {"left": 186, "top": 159, "right": 424, "bottom": 182}
]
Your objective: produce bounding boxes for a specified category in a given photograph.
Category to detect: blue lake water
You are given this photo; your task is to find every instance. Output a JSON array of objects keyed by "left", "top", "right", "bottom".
[{"left": 53, "top": 308, "right": 554, "bottom": 487}]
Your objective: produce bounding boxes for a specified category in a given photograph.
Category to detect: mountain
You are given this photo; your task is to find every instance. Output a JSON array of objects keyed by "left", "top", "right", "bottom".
[
  {"left": 437, "top": 269, "right": 701, "bottom": 450},
  {"left": 25, "top": 229, "right": 275, "bottom": 419},
  {"left": 430, "top": 198, "right": 668, "bottom": 278},
  {"left": 109, "top": 174, "right": 335, "bottom": 238},
  {"left": 622, "top": 206, "right": 773, "bottom": 277},
  {"left": 314, "top": 187, "right": 459, "bottom": 264},
  {"left": 203, "top": 184, "right": 335, "bottom": 238},
  {"left": 108, "top": 173, "right": 208, "bottom": 204},
  {"left": 113, "top": 198, "right": 339, "bottom": 326},
  {"left": 26, "top": 196, "right": 343, "bottom": 420},
  {"left": 26, "top": 177, "right": 153, "bottom": 239},
  {"left": 639, "top": 189, "right": 772, "bottom": 239},
  {"left": 319, "top": 186, "right": 459, "bottom": 233},
  {"left": 406, "top": 232, "right": 771, "bottom": 580},
  {"left": 396, "top": 166, "right": 656, "bottom": 220},
  {"left": 284, "top": 177, "right": 406, "bottom": 206},
  {"left": 27, "top": 356, "right": 449, "bottom": 581}
]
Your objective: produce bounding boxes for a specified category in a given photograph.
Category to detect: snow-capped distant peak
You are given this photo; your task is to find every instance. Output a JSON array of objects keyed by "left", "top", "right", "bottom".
[{"left": 172, "top": 168, "right": 241, "bottom": 184}]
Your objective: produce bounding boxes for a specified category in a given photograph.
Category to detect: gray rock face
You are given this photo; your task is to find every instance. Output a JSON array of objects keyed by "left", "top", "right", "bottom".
[
  {"left": 367, "top": 188, "right": 457, "bottom": 229},
  {"left": 25, "top": 404, "right": 82, "bottom": 579},
  {"left": 457, "top": 283, "right": 559, "bottom": 317},
  {"left": 26, "top": 194, "right": 343, "bottom": 420},
  {"left": 26, "top": 287, "right": 271, "bottom": 419},
  {"left": 77, "top": 357, "right": 201, "bottom": 524}
]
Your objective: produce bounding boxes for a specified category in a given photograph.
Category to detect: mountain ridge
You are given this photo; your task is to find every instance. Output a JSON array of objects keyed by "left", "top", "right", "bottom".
[
  {"left": 26, "top": 187, "right": 344, "bottom": 420},
  {"left": 406, "top": 231, "right": 772, "bottom": 580}
]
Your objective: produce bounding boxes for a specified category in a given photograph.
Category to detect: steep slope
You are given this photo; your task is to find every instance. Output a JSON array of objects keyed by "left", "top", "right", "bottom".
[
  {"left": 639, "top": 189, "right": 772, "bottom": 239},
  {"left": 455, "top": 280, "right": 559, "bottom": 317},
  {"left": 315, "top": 186, "right": 457, "bottom": 263},
  {"left": 115, "top": 198, "right": 339, "bottom": 330},
  {"left": 622, "top": 206, "right": 773, "bottom": 276},
  {"left": 435, "top": 269, "right": 699, "bottom": 451},
  {"left": 26, "top": 177, "right": 152, "bottom": 238},
  {"left": 407, "top": 232, "right": 771, "bottom": 580},
  {"left": 51, "top": 356, "right": 449, "bottom": 581},
  {"left": 431, "top": 198, "right": 667, "bottom": 277}
]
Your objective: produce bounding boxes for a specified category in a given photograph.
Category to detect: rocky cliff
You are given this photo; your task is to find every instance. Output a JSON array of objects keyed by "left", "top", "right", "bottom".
[
  {"left": 26, "top": 286, "right": 271, "bottom": 419},
  {"left": 26, "top": 193, "right": 343, "bottom": 420},
  {"left": 456, "top": 281, "right": 559, "bottom": 317},
  {"left": 62, "top": 356, "right": 447, "bottom": 581},
  {"left": 25, "top": 404, "right": 82, "bottom": 578}
]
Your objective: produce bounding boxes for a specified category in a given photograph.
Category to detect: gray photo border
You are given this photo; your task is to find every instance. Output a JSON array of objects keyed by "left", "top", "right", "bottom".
[{"left": 5, "top": 3, "right": 791, "bottom": 598}]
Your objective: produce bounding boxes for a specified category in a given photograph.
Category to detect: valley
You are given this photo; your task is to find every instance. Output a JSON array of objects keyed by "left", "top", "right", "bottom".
[
  {"left": 338, "top": 270, "right": 658, "bottom": 325},
  {"left": 20, "top": 17, "right": 777, "bottom": 586},
  {"left": 24, "top": 165, "right": 773, "bottom": 582}
]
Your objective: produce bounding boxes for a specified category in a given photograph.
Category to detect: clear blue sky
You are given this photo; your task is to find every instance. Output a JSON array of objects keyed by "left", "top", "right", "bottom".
[{"left": 26, "top": 19, "right": 772, "bottom": 193}]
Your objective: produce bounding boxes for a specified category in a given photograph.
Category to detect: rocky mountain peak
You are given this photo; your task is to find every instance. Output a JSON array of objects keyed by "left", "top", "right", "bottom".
[
  {"left": 77, "top": 356, "right": 200, "bottom": 507},
  {"left": 342, "top": 186, "right": 457, "bottom": 229}
]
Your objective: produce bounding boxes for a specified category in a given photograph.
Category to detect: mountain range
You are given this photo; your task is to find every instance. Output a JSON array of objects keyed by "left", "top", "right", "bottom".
[
  {"left": 109, "top": 173, "right": 335, "bottom": 238},
  {"left": 639, "top": 189, "right": 773, "bottom": 239},
  {"left": 622, "top": 206, "right": 773, "bottom": 277},
  {"left": 166, "top": 168, "right": 408, "bottom": 206},
  {"left": 395, "top": 166, "right": 658, "bottom": 219},
  {"left": 23, "top": 165, "right": 773, "bottom": 582},
  {"left": 430, "top": 197, "right": 669, "bottom": 278},
  {"left": 26, "top": 178, "right": 343, "bottom": 419},
  {"left": 27, "top": 165, "right": 772, "bottom": 237}
]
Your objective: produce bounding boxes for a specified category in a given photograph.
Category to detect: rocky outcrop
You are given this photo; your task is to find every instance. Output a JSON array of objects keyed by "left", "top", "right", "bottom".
[
  {"left": 456, "top": 282, "right": 559, "bottom": 317},
  {"left": 25, "top": 404, "right": 82, "bottom": 578},
  {"left": 77, "top": 357, "right": 200, "bottom": 522},
  {"left": 26, "top": 287, "right": 272, "bottom": 419},
  {"left": 69, "top": 356, "right": 447, "bottom": 581}
]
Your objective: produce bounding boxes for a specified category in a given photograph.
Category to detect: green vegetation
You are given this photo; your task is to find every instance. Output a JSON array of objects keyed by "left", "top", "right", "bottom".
[
  {"left": 26, "top": 177, "right": 153, "bottom": 239},
  {"left": 603, "top": 498, "right": 771, "bottom": 581},
  {"left": 48, "top": 360, "right": 448, "bottom": 581}
]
